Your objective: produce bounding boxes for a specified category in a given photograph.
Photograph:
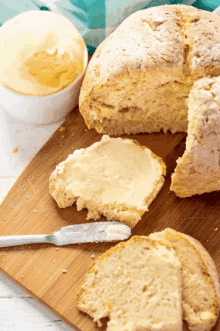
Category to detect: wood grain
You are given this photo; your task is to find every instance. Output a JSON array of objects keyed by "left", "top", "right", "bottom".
[{"left": 0, "top": 108, "right": 220, "bottom": 331}]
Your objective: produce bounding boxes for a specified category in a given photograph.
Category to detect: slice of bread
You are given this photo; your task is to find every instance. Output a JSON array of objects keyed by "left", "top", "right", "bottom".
[
  {"left": 49, "top": 135, "right": 166, "bottom": 228},
  {"left": 150, "top": 228, "right": 220, "bottom": 331},
  {"left": 170, "top": 77, "right": 220, "bottom": 197},
  {"left": 77, "top": 236, "right": 183, "bottom": 331}
]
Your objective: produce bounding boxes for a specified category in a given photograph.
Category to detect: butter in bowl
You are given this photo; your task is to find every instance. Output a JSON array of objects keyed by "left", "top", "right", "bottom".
[{"left": 0, "top": 10, "right": 88, "bottom": 124}]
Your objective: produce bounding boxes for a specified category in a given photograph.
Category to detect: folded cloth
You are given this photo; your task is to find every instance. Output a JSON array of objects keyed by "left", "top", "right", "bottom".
[{"left": 0, "top": 0, "right": 219, "bottom": 54}]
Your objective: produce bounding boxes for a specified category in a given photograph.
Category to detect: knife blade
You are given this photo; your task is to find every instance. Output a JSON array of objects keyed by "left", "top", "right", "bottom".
[{"left": 0, "top": 222, "right": 131, "bottom": 247}]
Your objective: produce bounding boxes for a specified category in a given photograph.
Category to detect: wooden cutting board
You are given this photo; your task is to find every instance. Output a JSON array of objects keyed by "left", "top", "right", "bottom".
[{"left": 1, "top": 108, "right": 220, "bottom": 331}]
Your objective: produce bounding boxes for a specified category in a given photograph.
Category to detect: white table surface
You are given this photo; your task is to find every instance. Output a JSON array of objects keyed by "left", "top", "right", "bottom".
[
  {"left": 1, "top": 4, "right": 220, "bottom": 331},
  {"left": 0, "top": 105, "right": 75, "bottom": 331}
]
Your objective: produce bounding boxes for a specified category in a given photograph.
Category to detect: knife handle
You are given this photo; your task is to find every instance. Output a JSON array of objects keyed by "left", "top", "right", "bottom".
[{"left": 0, "top": 234, "right": 48, "bottom": 247}]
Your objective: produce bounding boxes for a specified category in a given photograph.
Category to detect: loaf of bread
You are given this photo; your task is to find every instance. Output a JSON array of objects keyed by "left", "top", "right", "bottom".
[
  {"left": 150, "top": 228, "right": 220, "bottom": 331},
  {"left": 77, "top": 229, "right": 220, "bottom": 331},
  {"left": 49, "top": 135, "right": 166, "bottom": 228},
  {"left": 79, "top": 5, "right": 220, "bottom": 136},
  {"left": 170, "top": 77, "right": 220, "bottom": 197},
  {"left": 77, "top": 236, "right": 183, "bottom": 331}
]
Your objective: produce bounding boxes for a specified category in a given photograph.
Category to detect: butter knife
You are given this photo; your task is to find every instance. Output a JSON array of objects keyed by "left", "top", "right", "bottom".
[{"left": 0, "top": 222, "right": 131, "bottom": 247}]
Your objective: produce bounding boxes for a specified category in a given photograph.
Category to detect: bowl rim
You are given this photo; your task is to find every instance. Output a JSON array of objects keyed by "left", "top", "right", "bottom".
[{"left": 213, "top": 6, "right": 220, "bottom": 15}]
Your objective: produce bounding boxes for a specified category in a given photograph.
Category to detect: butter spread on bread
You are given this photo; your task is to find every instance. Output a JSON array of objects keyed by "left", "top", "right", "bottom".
[{"left": 49, "top": 135, "right": 166, "bottom": 228}]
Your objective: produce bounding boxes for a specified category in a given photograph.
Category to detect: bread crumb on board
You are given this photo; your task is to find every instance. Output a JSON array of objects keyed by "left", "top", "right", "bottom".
[
  {"left": 91, "top": 254, "right": 95, "bottom": 259},
  {"left": 62, "top": 269, "right": 67, "bottom": 273},
  {"left": 214, "top": 228, "right": 218, "bottom": 231},
  {"left": 12, "top": 147, "right": 18, "bottom": 154},
  {"left": 10, "top": 129, "right": 21, "bottom": 133}
]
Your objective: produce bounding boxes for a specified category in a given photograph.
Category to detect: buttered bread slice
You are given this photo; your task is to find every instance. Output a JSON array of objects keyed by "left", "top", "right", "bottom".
[
  {"left": 150, "top": 228, "right": 220, "bottom": 331},
  {"left": 49, "top": 135, "right": 166, "bottom": 228},
  {"left": 77, "top": 236, "right": 182, "bottom": 331},
  {"left": 171, "top": 77, "right": 220, "bottom": 197}
]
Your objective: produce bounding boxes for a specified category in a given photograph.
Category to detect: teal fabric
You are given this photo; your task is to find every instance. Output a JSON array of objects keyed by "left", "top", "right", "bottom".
[
  {"left": 0, "top": 1, "right": 43, "bottom": 25},
  {"left": 192, "top": 0, "right": 219, "bottom": 11},
  {"left": 0, "top": 0, "right": 219, "bottom": 54}
]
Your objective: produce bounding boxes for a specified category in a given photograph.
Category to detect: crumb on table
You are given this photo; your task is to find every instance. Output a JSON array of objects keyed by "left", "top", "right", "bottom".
[{"left": 12, "top": 147, "right": 18, "bottom": 154}]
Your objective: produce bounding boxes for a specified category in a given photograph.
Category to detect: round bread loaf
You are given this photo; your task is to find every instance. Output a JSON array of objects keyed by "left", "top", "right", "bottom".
[{"left": 79, "top": 5, "right": 220, "bottom": 135}]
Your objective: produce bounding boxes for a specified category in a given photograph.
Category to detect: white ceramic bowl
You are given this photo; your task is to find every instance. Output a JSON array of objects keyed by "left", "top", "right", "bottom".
[
  {"left": 214, "top": 6, "right": 220, "bottom": 15},
  {"left": 0, "top": 46, "right": 88, "bottom": 124}
]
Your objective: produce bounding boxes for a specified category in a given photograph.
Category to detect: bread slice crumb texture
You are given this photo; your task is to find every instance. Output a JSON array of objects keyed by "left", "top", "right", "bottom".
[
  {"left": 150, "top": 228, "right": 220, "bottom": 331},
  {"left": 77, "top": 236, "right": 182, "bottom": 331},
  {"left": 49, "top": 135, "right": 166, "bottom": 228}
]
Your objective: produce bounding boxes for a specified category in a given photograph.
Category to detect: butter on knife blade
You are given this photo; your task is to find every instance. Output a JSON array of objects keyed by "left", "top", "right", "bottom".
[
  {"left": 0, "top": 222, "right": 131, "bottom": 248},
  {"left": 54, "top": 222, "right": 131, "bottom": 245}
]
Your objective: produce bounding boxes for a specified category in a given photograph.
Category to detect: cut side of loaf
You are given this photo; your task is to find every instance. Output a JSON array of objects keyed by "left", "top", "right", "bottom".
[
  {"left": 49, "top": 135, "right": 166, "bottom": 228},
  {"left": 79, "top": 5, "right": 220, "bottom": 136},
  {"left": 170, "top": 77, "right": 220, "bottom": 197},
  {"left": 150, "top": 228, "right": 220, "bottom": 331},
  {"left": 77, "top": 236, "right": 183, "bottom": 331}
]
